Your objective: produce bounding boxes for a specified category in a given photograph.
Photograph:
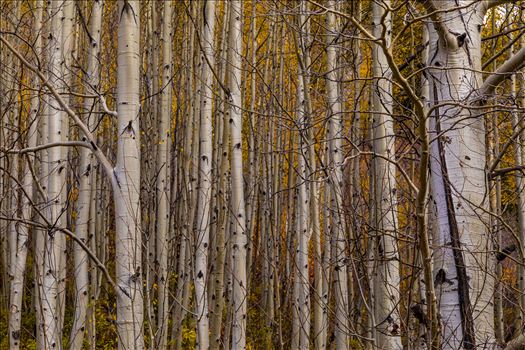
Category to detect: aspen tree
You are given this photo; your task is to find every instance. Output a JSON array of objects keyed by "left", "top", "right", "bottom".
[
  {"left": 512, "top": 12, "right": 525, "bottom": 332},
  {"left": 68, "top": 1, "right": 103, "bottom": 349},
  {"left": 35, "top": 14, "right": 52, "bottom": 344},
  {"left": 195, "top": 1, "right": 216, "bottom": 348},
  {"left": 57, "top": 0, "right": 76, "bottom": 333},
  {"left": 424, "top": 1, "right": 508, "bottom": 347},
  {"left": 210, "top": 3, "right": 230, "bottom": 347},
  {"left": 325, "top": 1, "right": 350, "bottom": 348},
  {"left": 171, "top": 4, "right": 197, "bottom": 348},
  {"left": 8, "top": 1, "right": 28, "bottom": 349},
  {"left": 293, "top": 72, "right": 311, "bottom": 350},
  {"left": 489, "top": 9, "right": 503, "bottom": 344},
  {"left": 113, "top": 1, "right": 144, "bottom": 349},
  {"left": 156, "top": 1, "right": 172, "bottom": 348},
  {"left": 6, "top": 1, "right": 20, "bottom": 316},
  {"left": 228, "top": 1, "right": 249, "bottom": 348},
  {"left": 371, "top": 1, "right": 402, "bottom": 348},
  {"left": 43, "top": 1, "right": 67, "bottom": 347}
]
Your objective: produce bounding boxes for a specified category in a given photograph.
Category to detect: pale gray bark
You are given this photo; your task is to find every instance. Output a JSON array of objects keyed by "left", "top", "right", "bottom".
[
  {"left": 210, "top": 3, "right": 230, "bottom": 347},
  {"left": 68, "top": 2, "right": 103, "bottom": 349},
  {"left": 293, "top": 71, "right": 311, "bottom": 350},
  {"left": 113, "top": 2, "right": 144, "bottom": 349},
  {"left": 155, "top": 2, "right": 172, "bottom": 348},
  {"left": 228, "top": 1, "right": 248, "bottom": 348},
  {"left": 426, "top": 1, "right": 496, "bottom": 348},
  {"left": 42, "top": 1, "right": 67, "bottom": 347},
  {"left": 7, "top": 2, "right": 25, "bottom": 349},
  {"left": 171, "top": 6, "right": 197, "bottom": 348},
  {"left": 371, "top": 1, "right": 402, "bottom": 348},
  {"left": 325, "top": 1, "right": 350, "bottom": 348},
  {"left": 194, "top": 2, "right": 216, "bottom": 348}
]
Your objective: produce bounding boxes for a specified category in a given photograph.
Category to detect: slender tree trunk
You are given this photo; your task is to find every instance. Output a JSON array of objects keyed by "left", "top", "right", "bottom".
[
  {"left": 194, "top": 2, "right": 216, "bottom": 348},
  {"left": 210, "top": 3, "right": 230, "bottom": 346},
  {"left": 113, "top": 2, "right": 144, "bottom": 349},
  {"left": 56, "top": 1, "right": 75, "bottom": 334},
  {"left": 325, "top": 2, "right": 350, "bottom": 348},
  {"left": 171, "top": 6, "right": 197, "bottom": 348},
  {"left": 512, "top": 58, "right": 525, "bottom": 334},
  {"left": 68, "top": 1, "right": 103, "bottom": 348},
  {"left": 228, "top": 1, "right": 248, "bottom": 348},
  {"left": 7, "top": 1, "right": 28, "bottom": 349},
  {"left": 43, "top": 1, "right": 67, "bottom": 347},
  {"left": 156, "top": 2, "right": 172, "bottom": 348},
  {"left": 371, "top": 2, "right": 402, "bottom": 349},
  {"left": 293, "top": 69, "right": 311, "bottom": 350}
]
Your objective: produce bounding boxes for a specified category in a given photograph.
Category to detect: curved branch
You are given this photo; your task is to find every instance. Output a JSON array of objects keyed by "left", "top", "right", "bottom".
[{"left": 478, "top": 46, "right": 525, "bottom": 98}]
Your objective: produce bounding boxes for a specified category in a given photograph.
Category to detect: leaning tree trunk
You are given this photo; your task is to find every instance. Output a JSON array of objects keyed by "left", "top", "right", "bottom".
[
  {"left": 113, "top": 2, "right": 144, "bottom": 349},
  {"left": 371, "top": 1, "right": 402, "bottom": 349}
]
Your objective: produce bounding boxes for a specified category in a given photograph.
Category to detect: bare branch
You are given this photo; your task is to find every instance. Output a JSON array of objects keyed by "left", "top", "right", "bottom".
[
  {"left": 478, "top": 46, "right": 525, "bottom": 98},
  {"left": 0, "top": 34, "right": 115, "bottom": 181},
  {"left": 1, "top": 141, "right": 91, "bottom": 154},
  {"left": 0, "top": 215, "right": 118, "bottom": 296},
  {"left": 491, "top": 165, "right": 525, "bottom": 179}
]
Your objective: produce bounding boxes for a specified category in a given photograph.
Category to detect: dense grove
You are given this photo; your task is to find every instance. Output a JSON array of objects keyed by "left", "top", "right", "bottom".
[{"left": 0, "top": 1, "right": 524, "bottom": 349}]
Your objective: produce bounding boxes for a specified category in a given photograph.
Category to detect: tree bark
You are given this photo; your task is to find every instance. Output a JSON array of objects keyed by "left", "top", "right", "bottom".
[
  {"left": 426, "top": 1, "right": 496, "bottom": 348},
  {"left": 155, "top": 2, "right": 172, "bottom": 348},
  {"left": 228, "top": 1, "right": 248, "bottom": 348},
  {"left": 371, "top": 1, "right": 402, "bottom": 348},
  {"left": 194, "top": 1, "right": 216, "bottom": 348},
  {"left": 113, "top": 2, "right": 144, "bottom": 349},
  {"left": 42, "top": 1, "right": 67, "bottom": 347},
  {"left": 68, "top": 1, "right": 103, "bottom": 349}
]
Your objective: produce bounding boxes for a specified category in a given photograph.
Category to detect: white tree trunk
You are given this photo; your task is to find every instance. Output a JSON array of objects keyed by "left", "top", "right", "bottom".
[
  {"left": 113, "top": 2, "right": 144, "bottom": 349},
  {"left": 293, "top": 71, "right": 311, "bottom": 350},
  {"left": 228, "top": 1, "right": 248, "bottom": 348},
  {"left": 371, "top": 1, "right": 402, "bottom": 349},
  {"left": 210, "top": 3, "right": 230, "bottom": 346},
  {"left": 68, "top": 1, "right": 103, "bottom": 349},
  {"left": 171, "top": 7, "right": 197, "bottom": 348},
  {"left": 57, "top": 1, "right": 76, "bottom": 333},
  {"left": 43, "top": 1, "right": 67, "bottom": 347},
  {"left": 156, "top": 2, "right": 172, "bottom": 348},
  {"left": 7, "top": 1, "right": 27, "bottom": 349},
  {"left": 325, "top": 2, "right": 350, "bottom": 348},
  {"left": 512, "top": 67, "right": 525, "bottom": 333},
  {"left": 427, "top": 1, "right": 495, "bottom": 348},
  {"left": 195, "top": 1, "right": 216, "bottom": 348}
]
